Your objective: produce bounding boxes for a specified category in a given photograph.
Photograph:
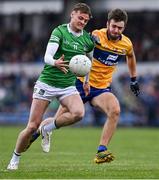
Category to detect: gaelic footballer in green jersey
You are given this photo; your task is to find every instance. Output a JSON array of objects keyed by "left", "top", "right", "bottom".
[
  {"left": 7, "top": 3, "right": 94, "bottom": 171},
  {"left": 39, "top": 24, "right": 94, "bottom": 88}
]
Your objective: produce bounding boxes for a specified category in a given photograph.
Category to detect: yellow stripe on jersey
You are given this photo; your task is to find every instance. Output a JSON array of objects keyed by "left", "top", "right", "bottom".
[
  {"left": 79, "top": 28, "right": 133, "bottom": 89},
  {"left": 96, "top": 44, "right": 126, "bottom": 55}
]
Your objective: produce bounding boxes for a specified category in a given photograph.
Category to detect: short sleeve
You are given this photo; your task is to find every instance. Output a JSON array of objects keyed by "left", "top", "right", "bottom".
[
  {"left": 87, "top": 36, "right": 94, "bottom": 53},
  {"left": 127, "top": 40, "right": 133, "bottom": 56},
  {"left": 91, "top": 30, "right": 100, "bottom": 44},
  {"left": 49, "top": 27, "right": 62, "bottom": 44}
]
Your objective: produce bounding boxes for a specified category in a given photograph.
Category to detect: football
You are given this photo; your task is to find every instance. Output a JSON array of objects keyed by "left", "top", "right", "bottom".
[{"left": 69, "top": 55, "right": 92, "bottom": 77}]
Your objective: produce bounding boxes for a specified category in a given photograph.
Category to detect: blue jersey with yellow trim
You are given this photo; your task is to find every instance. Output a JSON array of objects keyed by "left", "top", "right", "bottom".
[{"left": 79, "top": 28, "right": 133, "bottom": 88}]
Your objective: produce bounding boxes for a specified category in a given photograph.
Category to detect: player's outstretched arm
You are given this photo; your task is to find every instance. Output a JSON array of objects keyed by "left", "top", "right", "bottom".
[{"left": 126, "top": 50, "right": 140, "bottom": 96}]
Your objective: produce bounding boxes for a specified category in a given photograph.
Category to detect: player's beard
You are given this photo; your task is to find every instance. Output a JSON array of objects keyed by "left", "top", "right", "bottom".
[{"left": 107, "top": 30, "right": 120, "bottom": 41}]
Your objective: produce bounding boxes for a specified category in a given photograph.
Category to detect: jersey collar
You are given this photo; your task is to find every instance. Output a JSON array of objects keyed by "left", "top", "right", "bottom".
[{"left": 67, "top": 24, "right": 83, "bottom": 37}]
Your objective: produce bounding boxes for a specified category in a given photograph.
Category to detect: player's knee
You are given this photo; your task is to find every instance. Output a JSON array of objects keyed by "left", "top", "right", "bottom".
[
  {"left": 72, "top": 109, "right": 85, "bottom": 122},
  {"left": 27, "top": 122, "right": 39, "bottom": 134},
  {"left": 109, "top": 107, "right": 120, "bottom": 119}
]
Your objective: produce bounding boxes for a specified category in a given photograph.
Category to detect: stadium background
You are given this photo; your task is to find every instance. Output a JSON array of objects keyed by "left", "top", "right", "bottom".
[{"left": 0, "top": 0, "right": 159, "bottom": 127}]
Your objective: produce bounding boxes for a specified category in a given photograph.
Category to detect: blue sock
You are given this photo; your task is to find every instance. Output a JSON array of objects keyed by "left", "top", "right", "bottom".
[
  {"left": 30, "top": 131, "right": 40, "bottom": 143},
  {"left": 97, "top": 145, "right": 107, "bottom": 153}
]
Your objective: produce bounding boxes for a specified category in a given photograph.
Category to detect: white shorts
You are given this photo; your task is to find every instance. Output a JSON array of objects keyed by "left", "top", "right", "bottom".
[{"left": 33, "top": 81, "right": 79, "bottom": 102}]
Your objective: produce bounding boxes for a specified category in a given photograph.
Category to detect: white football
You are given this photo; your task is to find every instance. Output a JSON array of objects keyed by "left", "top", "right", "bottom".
[{"left": 69, "top": 55, "right": 92, "bottom": 77}]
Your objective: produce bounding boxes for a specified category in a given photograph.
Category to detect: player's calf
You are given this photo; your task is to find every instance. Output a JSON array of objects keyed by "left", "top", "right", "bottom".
[{"left": 25, "top": 131, "right": 40, "bottom": 151}]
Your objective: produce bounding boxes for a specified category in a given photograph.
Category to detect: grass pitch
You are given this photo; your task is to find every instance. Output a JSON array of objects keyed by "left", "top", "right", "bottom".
[{"left": 0, "top": 126, "right": 159, "bottom": 179}]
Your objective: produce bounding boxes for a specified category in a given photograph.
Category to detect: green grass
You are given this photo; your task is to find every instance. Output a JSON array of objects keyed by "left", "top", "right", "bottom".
[{"left": 0, "top": 126, "right": 159, "bottom": 179}]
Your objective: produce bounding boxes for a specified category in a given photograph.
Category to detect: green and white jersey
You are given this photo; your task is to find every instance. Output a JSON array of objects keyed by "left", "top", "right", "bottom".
[{"left": 39, "top": 24, "right": 94, "bottom": 88}]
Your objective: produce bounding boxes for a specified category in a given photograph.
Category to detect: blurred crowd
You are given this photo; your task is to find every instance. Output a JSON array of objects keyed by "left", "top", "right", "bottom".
[
  {"left": 0, "top": 30, "right": 45, "bottom": 64},
  {"left": 0, "top": 72, "right": 159, "bottom": 127},
  {"left": 0, "top": 11, "right": 159, "bottom": 126},
  {"left": 117, "top": 73, "right": 159, "bottom": 127},
  {"left": 0, "top": 11, "right": 159, "bottom": 64},
  {"left": 125, "top": 11, "right": 159, "bottom": 62}
]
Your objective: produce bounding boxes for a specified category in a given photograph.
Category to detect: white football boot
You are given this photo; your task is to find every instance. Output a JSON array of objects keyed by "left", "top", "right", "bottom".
[
  {"left": 7, "top": 161, "right": 19, "bottom": 170},
  {"left": 40, "top": 125, "right": 52, "bottom": 153}
]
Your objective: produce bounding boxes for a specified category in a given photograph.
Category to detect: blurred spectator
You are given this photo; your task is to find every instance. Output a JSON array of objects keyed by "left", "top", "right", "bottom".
[
  {"left": 0, "top": 11, "right": 159, "bottom": 63},
  {"left": 116, "top": 73, "right": 159, "bottom": 126},
  {"left": 0, "top": 72, "right": 159, "bottom": 127}
]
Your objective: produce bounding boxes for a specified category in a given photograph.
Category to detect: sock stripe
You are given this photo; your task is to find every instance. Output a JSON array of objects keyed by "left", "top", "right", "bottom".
[
  {"left": 14, "top": 151, "right": 21, "bottom": 156},
  {"left": 54, "top": 119, "right": 59, "bottom": 129}
]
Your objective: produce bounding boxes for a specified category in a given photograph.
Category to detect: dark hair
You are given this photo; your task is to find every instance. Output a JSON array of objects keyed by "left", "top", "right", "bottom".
[
  {"left": 108, "top": 9, "right": 128, "bottom": 25},
  {"left": 72, "top": 3, "right": 92, "bottom": 18}
]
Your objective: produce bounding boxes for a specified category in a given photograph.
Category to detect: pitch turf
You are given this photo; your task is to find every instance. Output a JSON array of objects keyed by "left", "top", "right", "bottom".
[{"left": 0, "top": 126, "right": 159, "bottom": 179}]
